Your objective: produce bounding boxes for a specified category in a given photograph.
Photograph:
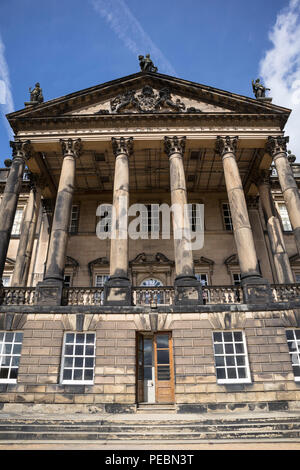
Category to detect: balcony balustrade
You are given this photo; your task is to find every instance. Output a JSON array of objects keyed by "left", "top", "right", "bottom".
[{"left": 0, "top": 284, "right": 299, "bottom": 306}]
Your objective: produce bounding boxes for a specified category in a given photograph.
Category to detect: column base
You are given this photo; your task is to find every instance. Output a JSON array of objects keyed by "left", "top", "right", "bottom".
[
  {"left": 241, "top": 276, "right": 272, "bottom": 304},
  {"left": 174, "top": 275, "right": 203, "bottom": 305},
  {"left": 103, "top": 276, "right": 132, "bottom": 306},
  {"left": 36, "top": 279, "right": 63, "bottom": 306}
]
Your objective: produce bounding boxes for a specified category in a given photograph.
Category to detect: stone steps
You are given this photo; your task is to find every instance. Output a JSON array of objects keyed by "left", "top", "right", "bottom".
[{"left": 0, "top": 414, "right": 300, "bottom": 441}]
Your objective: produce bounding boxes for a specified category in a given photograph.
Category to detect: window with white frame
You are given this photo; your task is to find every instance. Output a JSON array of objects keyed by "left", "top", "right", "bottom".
[
  {"left": 222, "top": 203, "right": 233, "bottom": 231},
  {"left": 95, "top": 274, "right": 109, "bottom": 287},
  {"left": 0, "top": 332, "right": 23, "bottom": 383},
  {"left": 295, "top": 274, "right": 300, "bottom": 284},
  {"left": 60, "top": 332, "right": 96, "bottom": 384},
  {"left": 232, "top": 273, "right": 241, "bottom": 285},
  {"left": 278, "top": 202, "right": 292, "bottom": 232},
  {"left": 69, "top": 205, "right": 80, "bottom": 234},
  {"left": 11, "top": 208, "right": 24, "bottom": 235},
  {"left": 97, "top": 204, "right": 112, "bottom": 234},
  {"left": 195, "top": 273, "right": 209, "bottom": 286},
  {"left": 286, "top": 329, "right": 300, "bottom": 381},
  {"left": 63, "top": 274, "right": 72, "bottom": 287},
  {"left": 213, "top": 331, "right": 251, "bottom": 384},
  {"left": 188, "top": 203, "right": 202, "bottom": 232}
]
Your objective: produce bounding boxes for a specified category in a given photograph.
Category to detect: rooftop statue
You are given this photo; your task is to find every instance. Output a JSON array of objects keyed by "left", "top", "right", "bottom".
[
  {"left": 252, "top": 78, "right": 271, "bottom": 100},
  {"left": 25, "top": 82, "right": 44, "bottom": 107},
  {"left": 138, "top": 54, "right": 158, "bottom": 73},
  {"left": 30, "top": 82, "right": 44, "bottom": 103}
]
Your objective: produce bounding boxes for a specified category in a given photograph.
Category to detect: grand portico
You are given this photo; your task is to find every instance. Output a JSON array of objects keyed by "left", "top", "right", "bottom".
[{"left": 0, "top": 66, "right": 300, "bottom": 413}]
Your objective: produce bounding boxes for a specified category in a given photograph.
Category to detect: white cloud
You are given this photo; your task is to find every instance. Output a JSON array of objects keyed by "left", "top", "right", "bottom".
[
  {"left": 259, "top": 0, "right": 300, "bottom": 160},
  {"left": 90, "top": 0, "right": 176, "bottom": 76},
  {"left": 0, "top": 33, "right": 14, "bottom": 140}
]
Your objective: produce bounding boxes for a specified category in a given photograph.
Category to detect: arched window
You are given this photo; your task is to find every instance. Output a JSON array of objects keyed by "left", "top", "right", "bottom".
[{"left": 140, "top": 278, "right": 163, "bottom": 287}]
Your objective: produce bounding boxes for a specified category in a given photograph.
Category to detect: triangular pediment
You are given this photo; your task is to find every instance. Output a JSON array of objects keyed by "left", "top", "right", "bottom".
[{"left": 6, "top": 71, "right": 291, "bottom": 126}]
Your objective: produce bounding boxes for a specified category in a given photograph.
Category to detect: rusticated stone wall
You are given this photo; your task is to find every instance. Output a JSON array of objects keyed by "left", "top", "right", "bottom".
[{"left": 0, "top": 309, "right": 300, "bottom": 414}]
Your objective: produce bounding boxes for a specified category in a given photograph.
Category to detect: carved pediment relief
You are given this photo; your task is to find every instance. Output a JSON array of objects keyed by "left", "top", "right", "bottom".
[
  {"left": 67, "top": 86, "right": 230, "bottom": 116},
  {"left": 130, "top": 252, "right": 174, "bottom": 266}
]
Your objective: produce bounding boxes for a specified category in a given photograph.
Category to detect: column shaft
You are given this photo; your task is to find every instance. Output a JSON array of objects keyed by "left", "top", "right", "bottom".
[
  {"left": 11, "top": 181, "right": 42, "bottom": 286},
  {"left": 44, "top": 139, "right": 81, "bottom": 282},
  {"left": 104, "top": 137, "right": 132, "bottom": 306},
  {"left": 216, "top": 136, "right": 271, "bottom": 304},
  {"left": 267, "top": 136, "right": 300, "bottom": 254},
  {"left": 217, "top": 136, "right": 260, "bottom": 280},
  {"left": 258, "top": 171, "right": 294, "bottom": 284},
  {"left": 109, "top": 137, "right": 131, "bottom": 279},
  {"left": 0, "top": 140, "right": 30, "bottom": 283},
  {"left": 164, "top": 136, "right": 202, "bottom": 305}
]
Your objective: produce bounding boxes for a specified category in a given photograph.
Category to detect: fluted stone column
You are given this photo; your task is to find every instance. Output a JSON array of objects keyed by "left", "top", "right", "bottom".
[
  {"left": 0, "top": 140, "right": 31, "bottom": 285},
  {"left": 11, "top": 174, "right": 42, "bottom": 286},
  {"left": 267, "top": 136, "right": 300, "bottom": 255},
  {"left": 104, "top": 137, "right": 132, "bottom": 305},
  {"left": 36, "top": 138, "right": 81, "bottom": 305},
  {"left": 164, "top": 136, "right": 202, "bottom": 305},
  {"left": 257, "top": 169, "right": 294, "bottom": 284},
  {"left": 216, "top": 136, "right": 271, "bottom": 304}
]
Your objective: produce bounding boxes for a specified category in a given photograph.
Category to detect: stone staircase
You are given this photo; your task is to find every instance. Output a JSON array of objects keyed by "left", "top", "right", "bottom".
[{"left": 0, "top": 412, "right": 300, "bottom": 442}]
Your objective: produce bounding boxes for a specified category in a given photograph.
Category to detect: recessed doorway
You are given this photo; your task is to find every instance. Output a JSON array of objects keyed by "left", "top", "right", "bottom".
[{"left": 136, "top": 332, "right": 175, "bottom": 404}]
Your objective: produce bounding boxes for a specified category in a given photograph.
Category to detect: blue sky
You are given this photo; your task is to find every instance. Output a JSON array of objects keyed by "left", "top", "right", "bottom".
[{"left": 0, "top": 0, "right": 300, "bottom": 164}]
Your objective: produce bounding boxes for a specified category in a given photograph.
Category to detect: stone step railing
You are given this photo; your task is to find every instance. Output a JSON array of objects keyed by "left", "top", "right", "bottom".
[
  {"left": 0, "top": 287, "right": 36, "bottom": 305},
  {"left": 132, "top": 287, "right": 175, "bottom": 306}
]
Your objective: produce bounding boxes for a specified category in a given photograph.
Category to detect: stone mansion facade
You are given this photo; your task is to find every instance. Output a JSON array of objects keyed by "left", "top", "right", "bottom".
[{"left": 0, "top": 70, "right": 300, "bottom": 414}]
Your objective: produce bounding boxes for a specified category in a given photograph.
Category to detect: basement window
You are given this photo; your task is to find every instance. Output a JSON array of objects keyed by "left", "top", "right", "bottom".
[
  {"left": 286, "top": 329, "right": 300, "bottom": 382},
  {"left": 213, "top": 331, "right": 251, "bottom": 384},
  {"left": 60, "top": 332, "right": 96, "bottom": 384},
  {"left": 0, "top": 332, "right": 23, "bottom": 383}
]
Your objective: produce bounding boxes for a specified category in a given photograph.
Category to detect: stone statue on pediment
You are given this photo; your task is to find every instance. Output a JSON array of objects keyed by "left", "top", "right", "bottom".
[
  {"left": 25, "top": 82, "right": 44, "bottom": 107},
  {"left": 252, "top": 78, "right": 271, "bottom": 100},
  {"left": 138, "top": 54, "right": 158, "bottom": 73}
]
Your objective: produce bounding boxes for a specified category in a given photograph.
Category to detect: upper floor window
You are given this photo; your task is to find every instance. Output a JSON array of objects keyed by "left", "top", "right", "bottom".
[
  {"left": 0, "top": 332, "right": 23, "bottom": 383},
  {"left": 2, "top": 275, "right": 11, "bottom": 287},
  {"left": 286, "top": 329, "right": 300, "bottom": 381},
  {"left": 11, "top": 208, "right": 23, "bottom": 235},
  {"left": 95, "top": 274, "right": 109, "bottom": 287},
  {"left": 69, "top": 205, "right": 80, "bottom": 234},
  {"left": 222, "top": 203, "right": 233, "bottom": 231},
  {"left": 278, "top": 203, "right": 292, "bottom": 232},
  {"left": 195, "top": 273, "right": 209, "bottom": 286},
  {"left": 232, "top": 273, "right": 241, "bottom": 286},
  {"left": 295, "top": 273, "right": 300, "bottom": 284},
  {"left": 60, "top": 332, "right": 96, "bottom": 384},
  {"left": 213, "top": 331, "right": 251, "bottom": 384}
]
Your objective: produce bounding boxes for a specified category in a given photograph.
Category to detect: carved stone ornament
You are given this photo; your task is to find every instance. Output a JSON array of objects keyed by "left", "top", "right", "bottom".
[
  {"left": 107, "top": 86, "right": 196, "bottom": 114},
  {"left": 266, "top": 136, "right": 289, "bottom": 157},
  {"left": 215, "top": 136, "right": 238, "bottom": 156},
  {"left": 60, "top": 138, "right": 82, "bottom": 158},
  {"left": 10, "top": 140, "right": 31, "bottom": 161},
  {"left": 164, "top": 136, "right": 186, "bottom": 157},
  {"left": 111, "top": 137, "right": 134, "bottom": 157}
]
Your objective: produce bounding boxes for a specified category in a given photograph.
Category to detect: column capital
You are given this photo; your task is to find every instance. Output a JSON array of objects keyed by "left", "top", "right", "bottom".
[
  {"left": 60, "top": 138, "right": 82, "bottom": 158},
  {"left": 164, "top": 136, "right": 186, "bottom": 157},
  {"left": 215, "top": 136, "right": 238, "bottom": 156},
  {"left": 10, "top": 139, "right": 31, "bottom": 161},
  {"left": 111, "top": 137, "right": 133, "bottom": 157},
  {"left": 266, "top": 136, "right": 289, "bottom": 158}
]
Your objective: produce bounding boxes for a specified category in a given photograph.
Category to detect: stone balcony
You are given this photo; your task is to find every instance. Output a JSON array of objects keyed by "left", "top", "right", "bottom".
[{"left": 0, "top": 284, "right": 299, "bottom": 308}]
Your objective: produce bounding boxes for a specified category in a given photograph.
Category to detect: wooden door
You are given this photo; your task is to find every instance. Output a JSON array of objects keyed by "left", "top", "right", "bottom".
[{"left": 154, "top": 332, "right": 175, "bottom": 403}]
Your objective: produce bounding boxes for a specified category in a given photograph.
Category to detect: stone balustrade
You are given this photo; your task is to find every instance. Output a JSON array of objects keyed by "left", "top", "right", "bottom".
[
  {"left": 0, "top": 284, "right": 299, "bottom": 306},
  {"left": 133, "top": 286, "right": 175, "bottom": 306},
  {"left": 0, "top": 287, "right": 36, "bottom": 305}
]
